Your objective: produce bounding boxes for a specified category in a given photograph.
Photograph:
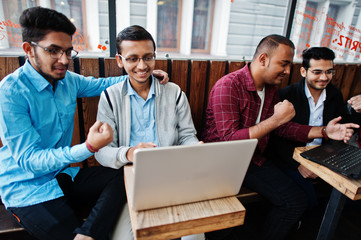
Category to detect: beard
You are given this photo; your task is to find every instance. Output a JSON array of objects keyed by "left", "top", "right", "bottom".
[{"left": 33, "top": 50, "right": 68, "bottom": 83}]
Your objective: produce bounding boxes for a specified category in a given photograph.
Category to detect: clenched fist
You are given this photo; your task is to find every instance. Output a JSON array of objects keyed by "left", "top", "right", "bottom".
[
  {"left": 86, "top": 121, "right": 113, "bottom": 151},
  {"left": 272, "top": 100, "right": 295, "bottom": 126}
]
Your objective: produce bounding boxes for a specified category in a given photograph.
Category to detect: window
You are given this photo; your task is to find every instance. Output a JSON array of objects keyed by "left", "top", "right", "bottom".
[
  {"left": 225, "top": 0, "right": 290, "bottom": 60},
  {"left": 1, "top": 1, "right": 36, "bottom": 50},
  {"left": 0, "top": 0, "right": 107, "bottom": 57},
  {"left": 156, "top": 0, "right": 181, "bottom": 51},
  {"left": 191, "top": 0, "right": 214, "bottom": 53},
  {"left": 290, "top": 0, "right": 361, "bottom": 63},
  {"left": 4, "top": 0, "right": 361, "bottom": 62},
  {"left": 54, "top": 0, "right": 88, "bottom": 53}
]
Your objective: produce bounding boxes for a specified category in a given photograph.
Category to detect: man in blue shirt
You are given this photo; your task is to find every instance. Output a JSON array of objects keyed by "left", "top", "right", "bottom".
[{"left": 0, "top": 7, "right": 168, "bottom": 240}]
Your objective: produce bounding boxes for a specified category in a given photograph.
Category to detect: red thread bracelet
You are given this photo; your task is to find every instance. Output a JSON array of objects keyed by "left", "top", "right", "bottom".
[
  {"left": 321, "top": 127, "right": 329, "bottom": 140},
  {"left": 86, "top": 141, "right": 99, "bottom": 153}
]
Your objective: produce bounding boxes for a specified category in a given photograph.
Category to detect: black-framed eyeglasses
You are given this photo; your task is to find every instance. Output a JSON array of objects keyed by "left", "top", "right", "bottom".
[
  {"left": 308, "top": 69, "right": 336, "bottom": 77},
  {"left": 31, "top": 42, "right": 78, "bottom": 60},
  {"left": 117, "top": 53, "right": 156, "bottom": 64}
]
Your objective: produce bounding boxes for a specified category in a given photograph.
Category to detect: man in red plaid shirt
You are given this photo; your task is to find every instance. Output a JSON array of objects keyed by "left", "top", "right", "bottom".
[{"left": 202, "top": 35, "right": 358, "bottom": 240}]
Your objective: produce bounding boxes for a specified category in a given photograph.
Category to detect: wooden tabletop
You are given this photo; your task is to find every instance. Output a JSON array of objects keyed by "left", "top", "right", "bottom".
[
  {"left": 293, "top": 146, "right": 361, "bottom": 201},
  {"left": 124, "top": 166, "right": 246, "bottom": 240}
]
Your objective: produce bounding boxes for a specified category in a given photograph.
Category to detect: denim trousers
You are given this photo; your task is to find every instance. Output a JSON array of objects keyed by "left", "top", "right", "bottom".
[
  {"left": 8, "top": 166, "right": 127, "bottom": 240},
  {"left": 243, "top": 160, "right": 308, "bottom": 240}
]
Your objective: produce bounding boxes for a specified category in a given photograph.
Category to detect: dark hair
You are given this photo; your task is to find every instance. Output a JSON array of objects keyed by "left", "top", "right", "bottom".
[
  {"left": 20, "top": 6, "right": 76, "bottom": 43},
  {"left": 253, "top": 34, "right": 295, "bottom": 60},
  {"left": 116, "top": 25, "right": 156, "bottom": 54},
  {"left": 302, "top": 47, "right": 335, "bottom": 69}
]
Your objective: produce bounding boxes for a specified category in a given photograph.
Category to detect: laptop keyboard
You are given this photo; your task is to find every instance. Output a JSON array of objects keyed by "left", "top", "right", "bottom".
[
  {"left": 323, "top": 145, "right": 361, "bottom": 171},
  {"left": 301, "top": 141, "right": 361, "bottom": 179}
]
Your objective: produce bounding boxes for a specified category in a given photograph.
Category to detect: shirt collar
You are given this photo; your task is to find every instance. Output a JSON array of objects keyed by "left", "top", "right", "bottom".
[
  {"left": 126, "top": 75, "right": 155, "bottom": 100},
  {"left": 23, "top": 59, "right": 65, "bottom": 92},
  {"left": 304, "top": 81, "right": 327, "bottom": 103},
  {"left": 243, "top": 63, "right": 258, "bottom": 92}
]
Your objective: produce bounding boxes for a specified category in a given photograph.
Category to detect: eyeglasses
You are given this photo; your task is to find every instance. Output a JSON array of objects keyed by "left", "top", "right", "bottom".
[
  {"left": 118, "top": 53, "right": 156, "bottom": 64},
  {"left": 308, "top": 69, "right": 336, "bottom": 77},
  {"left": 31, "top": 42, "right": 78, "bottom": 60}
]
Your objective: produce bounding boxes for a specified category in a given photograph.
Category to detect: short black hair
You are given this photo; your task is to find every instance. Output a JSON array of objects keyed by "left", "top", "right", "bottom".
[
  {"left": 253, "top": 34, "right": 295, "bottom": 60},
  {"left": 302, "top": 47, "right": 335, "bottom": 69},
  {"left": 20, "top": 6, "right": 76, "bottom": 43},
  {"left": 116, "top": 25, "right": 156, "bottom": 55}
]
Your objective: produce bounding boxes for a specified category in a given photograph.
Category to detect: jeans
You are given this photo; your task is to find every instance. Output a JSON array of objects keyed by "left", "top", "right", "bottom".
[
  {"left": 243, "top": 160, "right": 308, "bottom": 240},
  {"left": 283, "top": 167, "right": 318, "bottom": 209},
  {"left": 8, "top": 166, "right": 127, "bottom": 240}
]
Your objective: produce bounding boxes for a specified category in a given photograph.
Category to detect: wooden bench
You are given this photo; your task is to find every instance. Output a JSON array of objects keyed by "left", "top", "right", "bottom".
[{"left": 1, "top": 56, "right": 361, "bottom": 236}]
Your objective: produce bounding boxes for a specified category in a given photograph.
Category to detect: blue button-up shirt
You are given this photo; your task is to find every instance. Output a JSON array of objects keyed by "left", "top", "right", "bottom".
[
  {"left": 0, "top": 60, "right": 126, "bottom": 208},
  {"left": 127, "top": 77, "right": 159, "bottom": 147}
]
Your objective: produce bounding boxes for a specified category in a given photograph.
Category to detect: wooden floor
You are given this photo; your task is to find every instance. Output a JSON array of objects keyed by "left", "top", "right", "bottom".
[{"left": 2, "top": 190, "right": 361, "bottom": 240}]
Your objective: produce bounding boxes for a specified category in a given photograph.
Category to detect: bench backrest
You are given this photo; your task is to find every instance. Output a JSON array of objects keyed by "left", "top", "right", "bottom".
[{"left": 1, "top": 57, "right": 361, "bottom": 166}]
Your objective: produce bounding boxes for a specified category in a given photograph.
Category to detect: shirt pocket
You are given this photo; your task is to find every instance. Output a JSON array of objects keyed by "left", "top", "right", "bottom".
[{"left": 61, "top": 102, "right": 77, "bottom": 131}]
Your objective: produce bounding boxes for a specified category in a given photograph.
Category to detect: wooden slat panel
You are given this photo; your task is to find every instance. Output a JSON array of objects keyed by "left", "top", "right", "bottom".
[
  {"left": 71, "top": 104, "right": 81, "bottom": 147},
  {"left": 154, "top": 59, "right": 168, "bottom": 72},
  {"left": 70, "top": 56, "right": 80, "bottom": 151},
  {"left": 104, "top": 58, "right": 123, "bottom": 77},
  {"left": 155, "top": 59, "right": 168, "bottom": 83},
  {"left": 0, "top": 57, "right": 20, "bottom": 81},
  {"left": 70, "top": 103, "right": 83, "bottom": 168},
  {"left": 349, "top": 65, "right": 361, "bottom": 99},
  {"left": 188, "top": 60, "right": 208, "bottom": 138},
  {"left": 79, "top": 58, "right": 101, "bottom": 167},
  {"left": 339, "top": 64, "right": 357, "bottom": 101},
  {"left": 228, "top": 61, "right": 245, "bottom": 74},
  {"left": 206, "top": 61, "right": 227, "bottom": 106},
  {"left": 69, "top": 58, "right": 82, "bottom": 167},
  {"left": 282, "top": 63, "right": 302, "bottom": 89},
  {"left": 0, "top": 138, "right": 2, "bottom": 148},
  {"left": 332, "top": 64, "right": 345, "bottom": 89},
  {"left": 68, "top": 58, "right": 74, "bottom": 72},
  {"left": 170, "top": 59, "right": 189, "bottom": 93}
]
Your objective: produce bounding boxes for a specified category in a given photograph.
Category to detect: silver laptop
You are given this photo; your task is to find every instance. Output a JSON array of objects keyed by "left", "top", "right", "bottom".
[{"left": 127, "top": 139, "right": 258, "bottom": 211}]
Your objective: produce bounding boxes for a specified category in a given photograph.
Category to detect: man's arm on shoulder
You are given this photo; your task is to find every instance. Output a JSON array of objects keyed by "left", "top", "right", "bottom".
[{"left": 152, "top": 69, "right": 169, "bottom": 84}]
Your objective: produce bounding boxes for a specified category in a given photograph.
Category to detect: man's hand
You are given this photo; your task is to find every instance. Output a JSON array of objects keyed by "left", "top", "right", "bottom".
[
  {"left": 126, "top": 142, "right": 157, "bottom": 162},
  {"left": 298, "top": 165, "right": 318, "bottom": 179},
  {"left": 152, "top": 69, "right": 169, "bottom": 84},
  {"left": 272, "top": 100, "right": 296, "bottom": 126},
  {"left": 348, "top": 95, "right": 361, "bottom": 113},
  {"left": 325, "top": 116, "right": 359, "bottom": 142},
  {"left": 249, "top": 100, "right": 295, "bottom": 139},
  {"left": 86, "top": 121, "right": 113, "bottom": 151}
]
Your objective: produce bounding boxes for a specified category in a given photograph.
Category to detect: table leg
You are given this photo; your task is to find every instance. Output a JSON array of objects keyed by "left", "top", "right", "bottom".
[{"left": 316, "top": 188, "right": 347, "bottom": 240}]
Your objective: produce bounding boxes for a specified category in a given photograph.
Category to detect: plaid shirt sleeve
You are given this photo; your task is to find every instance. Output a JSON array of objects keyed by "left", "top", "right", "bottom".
[{"left": 210, "top": 79, "right": 251, "bottom": 141}]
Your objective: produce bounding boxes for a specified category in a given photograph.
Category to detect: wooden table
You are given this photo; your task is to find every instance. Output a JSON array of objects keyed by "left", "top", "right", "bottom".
[
  {"left": 293, "top": 146, "right": 361, "bottom": 240},
  {"left": 124, "top": 166, "right": 246, "bottom": 240}
]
